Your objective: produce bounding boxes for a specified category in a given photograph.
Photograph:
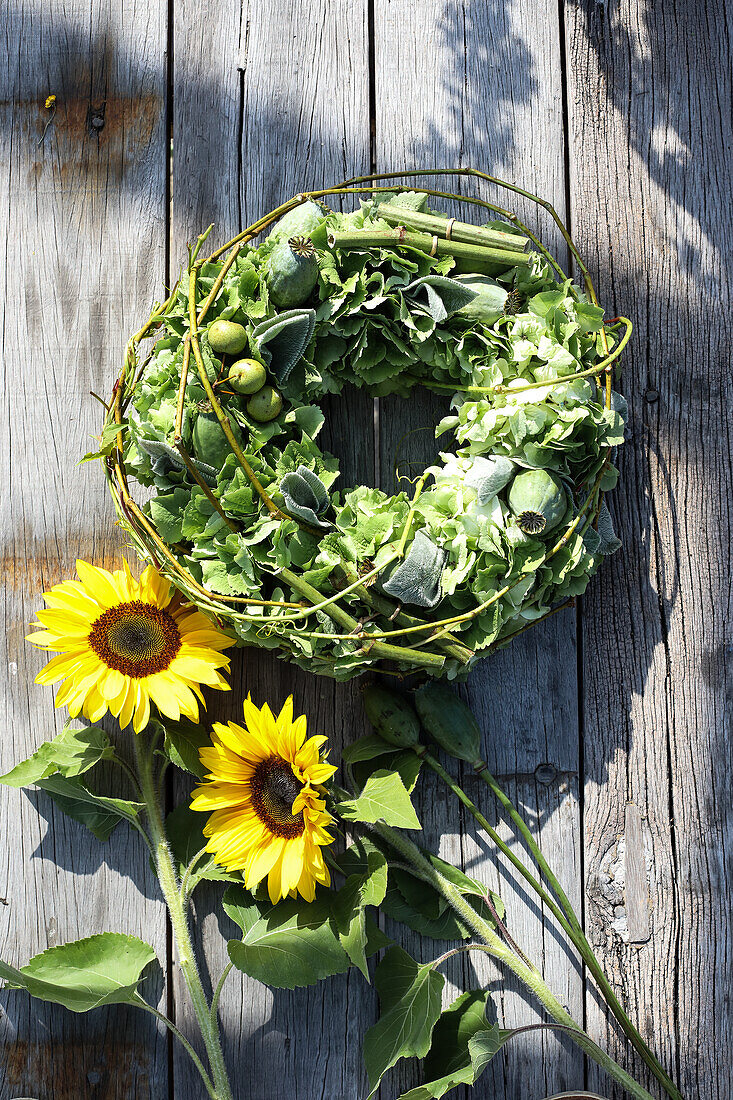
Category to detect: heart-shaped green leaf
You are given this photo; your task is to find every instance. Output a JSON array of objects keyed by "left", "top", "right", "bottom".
[
  {"left": 0, "top": 721, "right": 114, "bottom": 788},
  {"left": 224, "top": 886, "right": 389, "bottom": 989},
  {"left": 398, "top": 989, "right": 512, "bottom": 1099},
  {"left": 363, "top": 946, "right": 445, "bottom": 1092},
  {"left": 36, "top": 775, "right": 144, "bottom": 842},
  {"left": 0, "top": 933, "right": 158, "bottom": 1013},
  {"left": 335, "top": 770, "right": 421, "bottom": 829}
]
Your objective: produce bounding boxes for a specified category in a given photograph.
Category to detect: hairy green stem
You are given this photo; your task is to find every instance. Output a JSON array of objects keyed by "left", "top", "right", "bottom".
[
  {"left": 136, "top": 998, "right": 217, "bottom": 1099},
  {"left": 370, "top": 821, "right": 656, "bottom": 1100},
  {"left": 134, "top": 738, "right": 234, "bottom": 1100}
]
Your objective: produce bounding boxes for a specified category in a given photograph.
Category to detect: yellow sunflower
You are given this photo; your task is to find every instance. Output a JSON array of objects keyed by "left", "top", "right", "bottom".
[
  {"left": 27, "top": 560, "right": 233, "bottom": 733},
  {"left": 191, "top": 696, "right": 336, "bottom": 904}
]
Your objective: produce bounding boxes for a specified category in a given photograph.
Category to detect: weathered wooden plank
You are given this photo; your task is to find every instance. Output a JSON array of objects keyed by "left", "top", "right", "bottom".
[
  {"left": 567, "top": 0, "right": 733, "bottom": 1096},
  {"left": 372, "top": 1, "right": 584, "bottom": 1096},
  {"left": 169, "top": 3, "right": 373, "bottom": 1097},
  {"left": 0, "top": 3, "right": 169, "bottom": 1097}
]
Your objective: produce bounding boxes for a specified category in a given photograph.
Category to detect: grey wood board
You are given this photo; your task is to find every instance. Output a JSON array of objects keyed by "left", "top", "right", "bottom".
[
  {"left": 566, "top": 0, "right": 733, "bottom": 1096},
  {"left": 371, "top": 1, "right": 583, "bottom": 1096},
  {"left": 168, "top": 2, "right": 375, "bottom": 1098},
  {"left": 2, "top": 0, "right": 729, "bottom": 1097},
  {"left": 0, "top": 2, "right": 170, "bottom": 1097}
]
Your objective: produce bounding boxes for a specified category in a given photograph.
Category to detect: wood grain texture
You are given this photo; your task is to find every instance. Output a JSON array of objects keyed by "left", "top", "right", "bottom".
[
  {"left": 0, "top": 3, "right": 169, "bottom": 1097},
  {"left": 566, "top": 0, "right": 733, "bottom": 1095},
  {"left": 169, "top": 3, "right": 374, "bottom": 1097},
  {"left": 4, "top": 0, "right": 730, "bottom": 1096},
  {"left": 372, "top": 1, "right": 584, "bottom": 1096}
]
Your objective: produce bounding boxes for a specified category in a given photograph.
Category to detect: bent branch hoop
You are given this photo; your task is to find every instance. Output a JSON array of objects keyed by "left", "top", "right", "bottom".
[{"left": 104, "top": 168, "right": 629, "bottom": 676}]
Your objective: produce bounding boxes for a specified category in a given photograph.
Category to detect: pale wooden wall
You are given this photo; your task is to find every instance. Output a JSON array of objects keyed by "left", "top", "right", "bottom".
[{"left": 1, "top": 1, "right": 730, "bottom": 1097}]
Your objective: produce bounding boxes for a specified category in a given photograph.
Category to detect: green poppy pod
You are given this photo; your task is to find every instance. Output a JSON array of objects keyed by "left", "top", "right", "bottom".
[
  {"left": 414, "top": 682, "right": 482, "bottom": 763},
  {"left": 507, "top": 468, "right": 567, "bottom": 536},
  {"left": 265, "top": 236, "right": 320, "bottom": 308},
  {"left": 362, "top": 684, "right": 421, "bottom": 749}
]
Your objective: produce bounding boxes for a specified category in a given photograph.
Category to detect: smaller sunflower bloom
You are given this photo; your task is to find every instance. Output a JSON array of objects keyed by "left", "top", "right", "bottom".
[
  {"left": 191, "top": 696, "right": 337, "bottom": 904},
  {"left": 27, "top": 560, "right": 234, "bottom": 733}
]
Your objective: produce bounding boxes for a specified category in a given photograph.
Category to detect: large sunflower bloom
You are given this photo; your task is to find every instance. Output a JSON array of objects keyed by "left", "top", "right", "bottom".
[
  {"left": 191, "top": 696, "right": 336, "bottom": 904},
  {"left": 27, "top": 560, "right": 233, "bottom": 733}
]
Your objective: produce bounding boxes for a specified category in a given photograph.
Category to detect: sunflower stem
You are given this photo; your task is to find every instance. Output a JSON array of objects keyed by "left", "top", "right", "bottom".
[
  {"left": 368, "top": 821, "right": 657, "bottom": 1100},
  {"left": 134, "top": 736, "right": 235, "bottom": 1100}
]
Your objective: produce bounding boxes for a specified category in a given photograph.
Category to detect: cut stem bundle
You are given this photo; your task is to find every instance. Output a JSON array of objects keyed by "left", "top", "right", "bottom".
[
  {"left": 376, "top": 200, "right": 530, "bottom": 252},
  {"left": 327, "top": 227, "right": 531, "bottom": 268}
]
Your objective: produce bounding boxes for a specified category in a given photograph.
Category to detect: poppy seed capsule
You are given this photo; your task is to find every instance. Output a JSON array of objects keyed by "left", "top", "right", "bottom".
[
  {"left": 362, "top": 684, "right": 420, "bottom": 748},
  {"left": 265, "top": 235, "right": 320, "bottom": 308},
  {"left": 207, "top": 319, "right": 248, "bottom": 356},
  {"left": 192, "top": 408, "right": 246, "bottom": 469},
  {"left": 508, "top": 468, "right": 567, "bottom": 536},
  {"left": 414, "top": 682, "right": 482, "bottom": 763}
]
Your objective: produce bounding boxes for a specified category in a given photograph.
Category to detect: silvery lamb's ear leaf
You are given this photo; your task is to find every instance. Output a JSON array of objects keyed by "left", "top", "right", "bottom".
[
  {"left": 253, "top": 309, "right": 316, "bottom": 384},
  {"left": 596, "top": 501, "right": 622, "bottom": 555},
  {"left": 403, "top": 276, "right": 478, "bottom": 323},
  {"left": 379, "top": 190, "right": 430, "bottom": 213},
  {"left": 280, "top": 465, "right": 331, "bottom": 528},
  {"left": 610, "top": 389, "right": 628, "bottom": 425},
  {"left": 137, "top": 438, "right": 218, "bottom": 486},
  {"left": 582, "top": 524, "right": 602, "bottom": 555},
  {"left": 294, "top": 465, "right": 329, "bottom": 512},
  {"left": 383, "top": 530, "right": 446, "bottom": 609},
  {"left": 463, "top": 455, "right": 516, "bottom": 504}
]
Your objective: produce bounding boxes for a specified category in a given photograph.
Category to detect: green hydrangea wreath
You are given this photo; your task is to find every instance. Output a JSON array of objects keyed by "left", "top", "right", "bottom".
[{"left": 104, "top": 170, "right": 630, "bottom": 680}]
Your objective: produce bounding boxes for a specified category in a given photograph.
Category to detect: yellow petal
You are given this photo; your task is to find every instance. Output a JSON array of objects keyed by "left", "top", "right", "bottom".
[
  {"left": 133, "top": 685, "right": 151, "bottom": 733},
  {"left": 75, "top": 560, "right": 125, "bottom": 608}
]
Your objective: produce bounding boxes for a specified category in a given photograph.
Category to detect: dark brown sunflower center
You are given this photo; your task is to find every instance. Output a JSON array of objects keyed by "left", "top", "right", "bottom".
[
  {"left": 517, "top": 510, "right": 547, "bottom": 535},
  {"left": 88, "top": 601, "right": 182, "bottom": 678},
  {"left": 250, "top": 756, "right": 305, "bottom": 839}
]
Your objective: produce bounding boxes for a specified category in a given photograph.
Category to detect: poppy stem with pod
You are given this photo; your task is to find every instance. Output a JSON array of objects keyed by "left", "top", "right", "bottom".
[
  {"left": 366, "top": 818, "right": 656, "bottom": 1100},
  {"left": 410, "top": 683, "right": 684, "bottom": 1100},
  {"left": 361, "top": 683, "right": 683, "bottom": 1100}
]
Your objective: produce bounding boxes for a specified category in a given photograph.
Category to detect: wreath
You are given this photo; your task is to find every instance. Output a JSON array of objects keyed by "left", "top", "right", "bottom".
[{"left": 103, "top": 170, "right": 631, "bottom": 680}]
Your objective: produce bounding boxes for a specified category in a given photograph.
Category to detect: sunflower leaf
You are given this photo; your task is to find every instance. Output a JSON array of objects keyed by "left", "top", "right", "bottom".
[
  {"left": 335, "top": 770, "right": 421, "bottom": 830},
  {"left": 349, "top": 749, "right": 422, "bottom": 796},
  {"left": 332, "top": 849, "right": 389, "bottom": 980},
  {"left": 0, "top": 721, "right": 114, "bottom": 788},
  {"left": 159, "top": 717, "right": 211, "bottom": 778},
  {"left": 35, "top": 775, "right": 144, "bottom": 842},
  {"left": 223, "top": 886, "right": 389, "bottom": 989},
  {"left": 341, "top": 733, "right": 398, "bottom": 764},
  {"left": 397, "top": 989, "right": 512, "bottom": 1099},
  {"left": 0, "top": 933, "right": 159, "bottom": 1013},
  {"left": 165, "top": 803, "right": 239, "bottom": 889},
  {"left": 363, "top": 946, "right": 445, "bottom": 1092}
]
